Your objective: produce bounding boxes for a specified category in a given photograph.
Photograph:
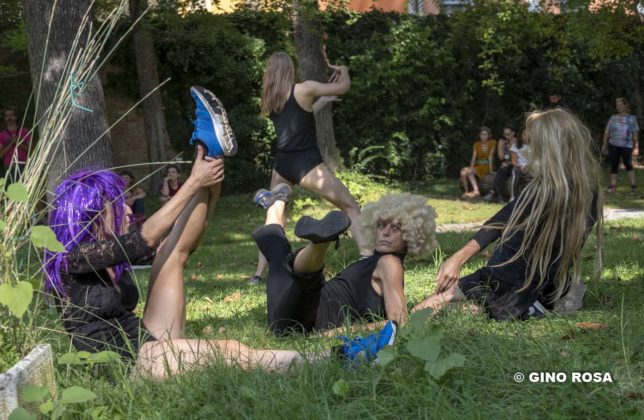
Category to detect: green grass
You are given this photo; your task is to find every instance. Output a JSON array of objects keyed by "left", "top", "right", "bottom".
[{"left": 27, "top": 176, "right": 644, "bottom": 419}]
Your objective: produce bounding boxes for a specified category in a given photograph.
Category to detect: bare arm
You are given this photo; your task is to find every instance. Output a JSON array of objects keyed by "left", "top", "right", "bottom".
[
  {"left": 497, "top": 139, "right": 505, "bottom": 161},
  {"left": 159, "top": 177, "right": 170, "bottom": 202},
  {"left": 140, "top": 146, "right": 223, "bottom": 247},
  {"left": 469, "top": 148, "right": 477, "bottom": 169},
  {"left": 633, "top": 131, "right": 640, "bottom": 156},
  {"left": 375, "top": 255, "right": 407, "bottom": 324},
  {"left": 297, "top": 65, "right": 350, "bottom": 101},
  {"left": 511, "top": 150, "right": 519, "bottom": 167},
  {"left": 312, "top": 96, "right": 339, "bottom": 114}
]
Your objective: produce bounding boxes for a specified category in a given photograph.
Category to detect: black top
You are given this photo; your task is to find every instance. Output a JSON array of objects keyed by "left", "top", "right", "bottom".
[
  {"left": 55, "top": 229, "right": 156, "bottom": 355},
  {"left": 314, "top": 251, "right": 403, "bottom": 330},
  {"left": 270, "top": 85, "right": 318, "bottom": 152},
  {"left": 471, "top": 196, "right": 597, "bottom": 305}
]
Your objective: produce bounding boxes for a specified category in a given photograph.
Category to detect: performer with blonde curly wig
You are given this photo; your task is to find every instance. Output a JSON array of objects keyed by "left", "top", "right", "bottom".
[
  {"left": 251, "top": 191, "right": 437, "bottom": 335},
  {"left": 413, "top": 109, "right": 602, "bottom": 320}
]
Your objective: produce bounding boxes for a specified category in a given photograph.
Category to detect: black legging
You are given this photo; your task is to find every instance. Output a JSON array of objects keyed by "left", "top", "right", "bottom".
[
  {"left": 492, "top": 164, "right": 513, "bottom": 199},
  {"left": 252, "top": 224, "right": 325, "bottom": 335},
  {"left": 608, "top": 144, "right": 633, "bottom": 174}
]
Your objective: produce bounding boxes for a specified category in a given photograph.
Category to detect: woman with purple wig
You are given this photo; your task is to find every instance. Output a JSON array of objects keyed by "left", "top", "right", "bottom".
[{"left": 43, "top": 89, "right": 312, "bottom": 379}]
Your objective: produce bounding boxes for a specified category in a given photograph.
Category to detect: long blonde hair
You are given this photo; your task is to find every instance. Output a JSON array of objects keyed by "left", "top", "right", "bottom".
[
  {"left": 497, "top": 109, "right": 603, "bottom": 302},
  {"left": 261, "top": 52, "right": 295, "bottom": 115}
]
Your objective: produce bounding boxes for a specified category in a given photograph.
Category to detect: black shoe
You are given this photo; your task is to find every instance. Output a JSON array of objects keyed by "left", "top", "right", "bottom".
[
  {"left": 294, "top": 211, "right": 351, "bottom": 244},
  {"left": 252, "top": 183, "right": 292, "bottom": 210}
]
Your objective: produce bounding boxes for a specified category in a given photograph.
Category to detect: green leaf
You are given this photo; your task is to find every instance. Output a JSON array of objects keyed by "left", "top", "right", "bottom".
[
  {"left": 61, "top": 386, "right": 97, "bottom": 404},
  {"left": 8, "top": 407, "right": 36, "bottom": 420},
  {"left": 30, "top": 226, "right": 65, "bottom": 252},
  {"left": 0, "top": 177, "right": 5, "bottom": 190},
  {"left": 39, "top": 400, "right": 54, "bottom": 414},
  {"left": 58, "top": 351, "right": 92, "bottom": 365},
  {"left": 0, "top": 281, "right": 33, "bottom": 318},
  {"left": 6, "top": 183, "right": 28, "bottom": 202},
  {"left": 90, "top": 351, "right": 120, "bottom": 363},
  {"left": 406, "top": 336, "right": 441, "bottom": 363},
  {"left": 376, "top": 345, "right": 396, "bottom": 367},
  {"left": 425, "top": 353, "right": 466, "bottom": 380},
  {"left": 332, "top": 379, "right": 350, "bottom": 397},
  {"left": 406, "top": 307, "right": 432, "bottom": 336},
  {"left": 21, "top": 385, "right": 49, "bottom": 403},
  {"left": 0, "top": 220, "right": 5, "bottom": 232}
]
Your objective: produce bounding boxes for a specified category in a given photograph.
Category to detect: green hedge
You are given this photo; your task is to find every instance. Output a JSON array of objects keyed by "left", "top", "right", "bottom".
[{"left": 106, "top": 1, "right": 643, "bottom": 190}]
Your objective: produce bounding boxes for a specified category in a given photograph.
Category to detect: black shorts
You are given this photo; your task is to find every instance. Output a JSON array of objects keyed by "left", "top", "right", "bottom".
[
  {"left": 458, "top": 268, "right": 540, "bottom": 320},
  {"left": 274, "top": 147, "right": 324, "bottom": 185}
]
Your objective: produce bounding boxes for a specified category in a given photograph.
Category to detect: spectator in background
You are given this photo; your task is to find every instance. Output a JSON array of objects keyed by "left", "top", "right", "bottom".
[
  {"left": 545, "top": 89, "right": 566, "bottom": 110},
  {"left": 160, "top": 164, "right": 183, "bottom": 204},
  {"left": 511, "top": 128, "right": 530, "bottom": 200},
  {"left": 602, "top": 97, "right": 639, "bottom": 193},
  {"left": 485, "top": 125, "right": 516, "bottom": 203},
  {"left": 460, "top": 127, "right": 497, "bottom": 199},
  {"left": 120, "top": 170, "right": 146, "bottom": 226},
  {"left": 0, "top": 108, "right": 31, "bottom": 182}
]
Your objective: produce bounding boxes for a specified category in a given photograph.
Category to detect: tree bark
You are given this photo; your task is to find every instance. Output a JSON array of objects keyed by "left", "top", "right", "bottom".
[
  {"left": 24, "top": 0, "right": 113, "bottom": 194},
  {"left": 293, "top": 1, "right": 341, "bottom": 171},
  {"left": 129, "top": 0, "right": 172, "bottom": 195}
]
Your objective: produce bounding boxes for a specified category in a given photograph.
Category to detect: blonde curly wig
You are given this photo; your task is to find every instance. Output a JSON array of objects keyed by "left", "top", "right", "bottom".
[{"left": 361, "top": 193, "right": 438, "bottom": 257}]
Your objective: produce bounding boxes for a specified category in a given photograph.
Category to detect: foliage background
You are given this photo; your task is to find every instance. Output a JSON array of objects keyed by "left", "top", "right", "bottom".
[{"left": 1, "top": 0, "right": 643, "bottom": 190}]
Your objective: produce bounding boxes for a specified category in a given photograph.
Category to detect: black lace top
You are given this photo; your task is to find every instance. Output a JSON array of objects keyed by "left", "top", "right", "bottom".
[{"left": 55, "top": 229, "right": 156, "bottom": 357}]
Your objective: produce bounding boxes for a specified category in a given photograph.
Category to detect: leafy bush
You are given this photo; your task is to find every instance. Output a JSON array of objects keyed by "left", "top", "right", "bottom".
[{"left": 104, "top": 1, "right": 642, "bottom": 188}]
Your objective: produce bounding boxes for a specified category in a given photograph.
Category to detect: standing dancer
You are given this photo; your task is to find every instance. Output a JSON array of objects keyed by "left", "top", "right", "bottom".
[
  {"left": 414, "top": 109, "right": 602, "bottom": 319},
  {"left": 249, "top": 52, "right": 368, "bottom": 285}
]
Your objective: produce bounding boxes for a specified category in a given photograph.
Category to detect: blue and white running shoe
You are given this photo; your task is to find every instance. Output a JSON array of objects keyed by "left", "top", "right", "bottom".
[
  {"left": 338, "top": 320, "right": 397, "bottom": 364},
  {"left": 190, "top": 86, "right": 237, "bottom": 158}
]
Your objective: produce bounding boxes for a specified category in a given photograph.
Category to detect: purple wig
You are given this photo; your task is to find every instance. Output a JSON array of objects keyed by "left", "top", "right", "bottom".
[{"left": 44, "top": 169, "right": 128, "bottom": 295}]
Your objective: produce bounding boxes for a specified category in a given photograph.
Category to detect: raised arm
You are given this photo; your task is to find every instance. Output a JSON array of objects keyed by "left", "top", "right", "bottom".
[
  {"left": 297, "top": 65, "right": 350, "bottom": 101},
  {"left": 140, "top": 145, "right": 224, "bottom": 247}
]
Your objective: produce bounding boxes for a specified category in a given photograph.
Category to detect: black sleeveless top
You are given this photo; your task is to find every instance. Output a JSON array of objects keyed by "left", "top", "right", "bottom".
[
  {"left": 269, "top": 85, "right": 318, "bottom": 152},
  {"left": 314, "top": 251, "right": 404, "bottom": 330}
]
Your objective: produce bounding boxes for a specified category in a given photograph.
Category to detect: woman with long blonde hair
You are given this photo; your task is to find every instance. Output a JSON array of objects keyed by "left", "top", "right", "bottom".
[
  {"left": 413, "top": 109, "right": 603, "bottom": 319},
  {"left": 249, "top": 52, "right": 368, "bottom": 284}
]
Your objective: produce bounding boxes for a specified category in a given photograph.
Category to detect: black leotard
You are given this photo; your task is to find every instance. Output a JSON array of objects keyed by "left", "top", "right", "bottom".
[
  {"left": 270, "top": 85, "right": 324, "bottom": 184},
  {"left": 270, "top": 85, "right": 318, "bottom": 152}
]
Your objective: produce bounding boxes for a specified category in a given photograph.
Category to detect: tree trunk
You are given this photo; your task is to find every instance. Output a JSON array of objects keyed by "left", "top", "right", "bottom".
[
  {"left": 292, "top": 1, "right": 341, "bottom": 171},
  {"left": 24, "top": 0, "right": 113, "bottom": 194},
  {"left": 129, "top": 0, "right": 172, "bottom": 195}
]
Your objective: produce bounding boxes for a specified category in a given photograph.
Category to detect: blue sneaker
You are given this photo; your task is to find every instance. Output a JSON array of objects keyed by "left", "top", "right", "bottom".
[
  {"left": 337, "top": 320, "right": 397, "bottom": 364},
  {"left": 190, "top": 86, "right": 237, "bottom": 158},
  {"left": 252, "top": 183, "right": 292, "bottom": 210}
]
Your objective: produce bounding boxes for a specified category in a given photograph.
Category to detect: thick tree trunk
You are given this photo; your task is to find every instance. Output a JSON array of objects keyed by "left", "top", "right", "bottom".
[
  {"left": 129, "top": 0, "right": 172, "bottom": 195},
  {"left": 293, "top": 2, "right": 341, "bottom": 171},
  {"left": 24, "top": 0, "right": 113, "bottom": 194}
]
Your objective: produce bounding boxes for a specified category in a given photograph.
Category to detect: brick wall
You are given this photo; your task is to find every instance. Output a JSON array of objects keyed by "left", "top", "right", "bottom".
[{"left": 104, "top": 91, "right": 150, "bottom": 185}]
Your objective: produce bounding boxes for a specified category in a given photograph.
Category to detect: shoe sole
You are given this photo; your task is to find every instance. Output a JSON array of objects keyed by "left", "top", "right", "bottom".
[
  {"left": 294, "top": 211, "right": 351, "bottom": 243},
  {"left": 190, "top": 86, "right": 237, "bottom": 157}
]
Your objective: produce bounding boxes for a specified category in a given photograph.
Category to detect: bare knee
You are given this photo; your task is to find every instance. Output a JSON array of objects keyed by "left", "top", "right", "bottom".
[{"left": 460, "top": 167, "right": 470, "bottom": 177}]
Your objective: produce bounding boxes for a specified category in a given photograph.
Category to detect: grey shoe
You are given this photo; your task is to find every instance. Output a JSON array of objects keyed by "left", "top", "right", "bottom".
[
  {"left": 252, "top": 183, "right": 292, "bottom": 210},
  {"left": 554, "top": 281, "right": 587, "bottom": 315}
]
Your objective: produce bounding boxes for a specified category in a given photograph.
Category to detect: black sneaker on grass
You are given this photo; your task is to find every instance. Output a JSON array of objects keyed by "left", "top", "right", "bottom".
[{"left": 294, "top": 211, "right": 351, "bottom": 244}]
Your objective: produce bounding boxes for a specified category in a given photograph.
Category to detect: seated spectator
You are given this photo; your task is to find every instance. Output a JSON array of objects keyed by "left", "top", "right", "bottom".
[
  {"left": 120, "top": 170, "right": 146, "bottom": 226},
  {"left": 485, "top": 125, "right": 516, "bottom": 202},
  {"left": 0, "top": 107, "right": 31, "bottom": 183},
  {"left": 160, "top": 164, "right": 183, "bottom": 204},
  {"left": 511, "top": 128, "right": 530, "bottom": 200},
  {"left": 460, "top": 127, "right": 497, "bottom": 199}
]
